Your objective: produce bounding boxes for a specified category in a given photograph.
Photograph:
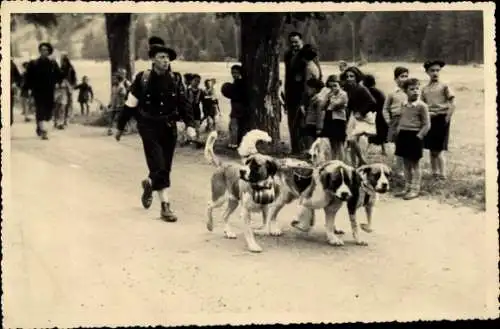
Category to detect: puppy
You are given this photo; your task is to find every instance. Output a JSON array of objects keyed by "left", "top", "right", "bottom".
[
  {"left": 294, "top": 162, "right": 392, "bottom": 246},
  {"left": 204, "top": 130, "right": 279, "bottom": 253},
  {"left": 262, "top": 137, "right": 335, "bottom": 236}
]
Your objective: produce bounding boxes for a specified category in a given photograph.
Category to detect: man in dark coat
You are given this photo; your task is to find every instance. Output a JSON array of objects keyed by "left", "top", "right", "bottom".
[
  {"left": 116, "top": 36, "right": 196, "bottom": 222},
  {"left": 10, "top": 60, "right": 22, "bottom": 126},
  {"left": 23, "top": 42, "right": 63, "bottom": 139},
  {"left": 284, "top": 32, "right": 322, "bottom": 155},
  {"left": 60, "top": 53, "right": 77, "bottom": 126}
]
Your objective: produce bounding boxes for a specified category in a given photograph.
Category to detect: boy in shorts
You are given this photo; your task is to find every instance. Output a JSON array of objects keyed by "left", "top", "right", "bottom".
[
  {"left": 421, "top": 60, "right": 456, "bottom": 180},
  {"left": 382, "top": 67, "right": 409, "bottom": 176},
  {"left": 184, "top": 74, "right": 203, "bottom": 147},
  {"left": 394, "top": 78, "right": 431, "bottom": 200},
  {"left": 202, "top": 78, "right": 220, "bottom": 132}
]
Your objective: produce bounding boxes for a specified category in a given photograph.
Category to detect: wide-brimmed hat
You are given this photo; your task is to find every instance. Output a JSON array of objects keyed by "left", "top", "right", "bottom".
[
  {"left": 38, "top": 42, "right": 54, "bottom": 55},
  {"left": 148, "top": 36, "right": 177, "bottom": 60},
  {"left": 423, "top": 60, "right": 445, "bottom": 70}
]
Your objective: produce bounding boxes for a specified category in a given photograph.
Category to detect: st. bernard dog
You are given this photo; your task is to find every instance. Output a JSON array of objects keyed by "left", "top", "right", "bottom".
[{"left": 204, "top": 130, "right": 280, "bottom": 253}]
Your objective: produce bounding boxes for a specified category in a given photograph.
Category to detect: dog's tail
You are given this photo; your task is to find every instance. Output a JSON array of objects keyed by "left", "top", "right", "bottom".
[
  {"left": 204, "top": 131, "right": 222, "bottom": 167},
  {"left": 237, "top": 129, "right": 272, "bottom": 158}
]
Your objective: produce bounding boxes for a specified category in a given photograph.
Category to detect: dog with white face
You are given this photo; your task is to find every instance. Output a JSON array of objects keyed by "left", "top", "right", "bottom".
[
  {"left": 292, "top": 160, "right": 391, "bottom": 246},
  {"left": 204, "top": 130, "right": 279, "bottom": 253}
]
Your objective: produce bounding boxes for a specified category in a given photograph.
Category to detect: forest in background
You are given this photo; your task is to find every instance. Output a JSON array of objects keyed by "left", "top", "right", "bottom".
[{"left": 12, "top": 11, "right": 483, "bottom": 65}]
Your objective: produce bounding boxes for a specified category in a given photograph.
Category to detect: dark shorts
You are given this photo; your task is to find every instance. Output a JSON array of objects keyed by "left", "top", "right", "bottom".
[
  {"left": 424, "top": 114, "right": 450, "bottom": 152},
  {"left": 322, "top": 118, "right": 347, "bottom": 143},
  {"left": 193, "top": 104, "right": 202, "bottom": 121},
  {"left": 395, "top": 130, "right": 424, "bottom": 161},
  {"left": 369, "top": 111, "right": 389, "bottom": 145},
  {"left": 302, "top": 125, "right": 317, "bottom": 137}
]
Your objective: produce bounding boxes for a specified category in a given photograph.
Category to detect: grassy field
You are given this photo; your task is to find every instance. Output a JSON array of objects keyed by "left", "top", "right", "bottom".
[{"left": 15, "top": 59, "right": 486, "bottom": 210}]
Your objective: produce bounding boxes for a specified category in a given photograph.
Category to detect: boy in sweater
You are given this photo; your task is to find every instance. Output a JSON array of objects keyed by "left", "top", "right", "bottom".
[
  {"left": 382, "top": 67, "right": 409, "bottom": 176},
  {"left": 394, "top": 78, "right": 431, "bottom": 200}
]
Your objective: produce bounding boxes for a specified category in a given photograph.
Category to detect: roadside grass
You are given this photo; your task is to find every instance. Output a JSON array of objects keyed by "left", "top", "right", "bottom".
[{"left": 62, "top": 60, "right": 485, "bottom": 211}]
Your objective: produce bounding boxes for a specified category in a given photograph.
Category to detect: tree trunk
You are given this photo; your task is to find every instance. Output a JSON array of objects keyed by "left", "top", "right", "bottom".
[
  {"left": 239, "top": 13, "right": 284, "bottom": 146},
  {"left": 104, "top": 13, "right": 135, "bottom": 81}
]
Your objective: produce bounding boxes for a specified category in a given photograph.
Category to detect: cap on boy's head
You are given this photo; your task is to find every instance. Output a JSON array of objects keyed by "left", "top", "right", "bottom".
[
  {"left": 191, "top": 74, "right": 201, "bottom": 80},
  {"left": 326, "top": 74, "right": 341, "bottom": 84},
  {"left": 423, "top": 60, "right": 445, "bottom": 71},
  {"left": 402, "top": 78, "right": 420, "bottom": 91},
  {"left": 148, "top": 36, "right": 165, "bottom": 47},
  {"left": 394, "top": 66, "right": 409, "bottom": 79},
  {"left": 306, "top": 78, "right": 325, "bottom": 90},
  {"left": 363, "top": 74, "right": 376, "bottom": 88}
]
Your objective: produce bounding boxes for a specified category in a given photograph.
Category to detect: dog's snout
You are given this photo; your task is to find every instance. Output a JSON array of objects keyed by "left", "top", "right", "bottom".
[
  {"left": 340, "top": 192, "right": 349, "bottom": 199},
  {"left": 239, "top": 169, "right": 247, "bottom": 179},
  {"left": 381, "top": 182, "right": 388, "bottom": 188}
]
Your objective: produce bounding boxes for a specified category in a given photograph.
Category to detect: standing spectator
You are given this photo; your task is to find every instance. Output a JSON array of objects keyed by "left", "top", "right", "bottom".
[
  {"left": 53, "top": 80, "right": 70, "bottom": 129},
  {"left": 10, "top": 59, "right": 22, "bottom": 126},
  {"left": 60, "top": 53, "right": 77, "bottom": 126},
  {"left": 394, "top": 78, "right": 431, "bottom": 200},
  {"left": 382, "top": 67, "right": 409, "bottom": 176},
  {"left": 20, "top": 61, "right": 34, "bottom": 122},
  {"left": 116, "top": 67, "right": 131, "bottom": 90},
  {"left": 302, "top": 78, "right": 327, "bottom": 153},
  {"left": 364, "top": 74, "right": 388, "bottom": 155},
  {"left": 221, "top": 64, "right": 249, "bottom": 149},
  {"left": 107, "top": 73, "right": 128, "bottom": 136},
  {"left": 320, "top": 74, "right": 349, "bottom": 160},
  {"left": 284, "top": 31, "right": 306, "bottom": 155},
  {"left": 421, "top": 60, "right": 456, "bottom": 180},
  {"left": 115, "top": 36, "right": 196, "bottom": 222},
  {"left": 341, "top": 66, "right": 377, "bottom": 167},
  {"left": 185, "top": 74, "right": 203, "bottom": 146},
  {"left": 23, "top": 42, "right": 63, "bottom": 139},
  {"left": 201, "top": 78, "right": 220, "bottom": 132},
  {"left": 75, "top": 76, "right": 94, "bottom": 116},
  {"left": 278, "top": 79, "right": 286, "bottom": 118}
]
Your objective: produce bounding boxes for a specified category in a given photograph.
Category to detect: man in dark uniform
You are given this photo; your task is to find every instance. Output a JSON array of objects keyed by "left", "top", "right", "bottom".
[
  {"left": 115, "top": 36, "right": 196, "bottom": 222},
  {"left": 23, "top": 42, "right": 62, "bottom": 139},
  {"left": 10, "top": 60, "right": 22, "bottom": 126}
]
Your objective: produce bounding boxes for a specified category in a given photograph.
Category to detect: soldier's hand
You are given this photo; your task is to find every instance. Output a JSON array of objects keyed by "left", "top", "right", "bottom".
[
  {"left": 115, "top": 130, "right": 123, "bottom": 142},
  {"left": 186, "top": 126, "right": 196, "bottom": 140}
]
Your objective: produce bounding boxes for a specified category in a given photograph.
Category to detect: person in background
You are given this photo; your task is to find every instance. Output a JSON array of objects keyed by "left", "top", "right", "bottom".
[
  {"left": 75, "top": 75, "right": 94, "bottom": 116},
  {"left": 341, "top": 66, "right": 377, "bottom": 167},
  {"left": 53, "top": 79, "right": 70, "bottom": 129},
  {"left": 382, "top": 66, "right": 409, "bottom": 176},
  {"left": 421, "top": 60, "right": 456, "bottom": 180},
  {"left": 20, "top": 61, "right": 34, "bottom": 122},
  {"left": 60, "top": 53, "right": 77, "bottom": 126},
  {"left": 319, "top": 74, "right": 349, "bottom": 160},
  {"left": 116, "top": 67, "right": 131, "bottom": 90},
  {"left": 394, "top": 78, "right": 431, "bottom": 200},
  {"left": 338, "top": 60, "right": 348, "bottom": 75},
  {"left": 201, "top": 78, "right": 220, "bottom": 132},
  {"left": 22, "top": 42, "right": 63, "bottom": 139},
  {"left": 363, "top": 74, "right": 388, "bottom": 155},
  {"left": 222, "top": 64, "right": 249, "bottom": 149},
  {"left": 185, "top": 73, "right": 203, "bottom": 147},
  {"left": 10, "top": 59, "right": 22, "bottom": 126},
  {"left": 183, "top": 73, "right": 194, "bottom": 89},
  {"left": 107, "top": 72, "right": 128, "bottom": 136},
  {"left": 302, "top": 78, "right": 327, "bottom": 154},
  {"left": 278, "top": 79, "right": 286, "bottom": 118}
]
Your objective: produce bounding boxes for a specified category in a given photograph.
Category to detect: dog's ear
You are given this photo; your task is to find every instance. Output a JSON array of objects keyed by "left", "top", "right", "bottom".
[
  {"left": 266, "top": 159, "right": 279, "bottom": 177},
  {"left": 320, "top": 171, "right": 332, "bottom": 190}
]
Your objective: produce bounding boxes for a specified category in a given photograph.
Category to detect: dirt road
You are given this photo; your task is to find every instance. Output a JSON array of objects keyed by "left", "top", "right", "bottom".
[{"left": 3, "top": 120, "right": 498, "bottom": 327}]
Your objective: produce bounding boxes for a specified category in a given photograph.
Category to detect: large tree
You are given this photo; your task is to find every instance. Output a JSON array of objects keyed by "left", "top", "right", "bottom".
[{"left": 104, "top": 13, "right": 135, "bottom": 81}]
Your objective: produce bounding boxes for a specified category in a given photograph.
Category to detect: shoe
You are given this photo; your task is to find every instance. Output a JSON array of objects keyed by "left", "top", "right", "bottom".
[
  {"left": 36, "top": 127, "right": 42, "bottom": 136},
  {"left": 107, "top": 128, "right": 113, "bottom": 136},
  {"left": 41, "top": 131, "right": 49, "bottom": 140},
  {"left": 160, "top": 202, "right": 178, "bottom": 222},
  {"left": 403, "top": 191, "right": 419, "bottom": 200},
  {"left": 141, "top": 179, "right": 153, "bottom": 209}
]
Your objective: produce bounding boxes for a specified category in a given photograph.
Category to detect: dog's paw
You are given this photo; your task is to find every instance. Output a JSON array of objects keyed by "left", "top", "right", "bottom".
[
  {"left": 291, "top": 220, "right": 311, "bottom": 233},
  {"left": 268, "top": 228, "right": 283, "bottom": 237},
  {"left": 327, "top": 236, "right": 345, "bottom": 247},
  {"left": 360, "top": 223, "right": 373, "bottom": 233},
  {"left": 248, "top": 243, "right": 263, "bottom": 253},
  {"left": 206, "top": 219, "right": 214, "bottom": 232},
  {"left": 355, "top": 239, "right": 368, "bottom": 246},
  {"left": 224, "top": 231, "right": 237, "bottom": 239}
]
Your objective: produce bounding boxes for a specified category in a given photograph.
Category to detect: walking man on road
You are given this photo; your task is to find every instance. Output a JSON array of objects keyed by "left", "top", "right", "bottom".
[
  {"left": 115, "top": 36, "right": 196, "bottom": 222},
  {"left": 23, "top": 42, "right": 63, "bottom": 139}
]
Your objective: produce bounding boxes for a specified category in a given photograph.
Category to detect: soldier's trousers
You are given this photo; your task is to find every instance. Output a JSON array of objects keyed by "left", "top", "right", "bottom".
[{"left": 137, "top": 119, "right": 178, "bottom": 191}]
